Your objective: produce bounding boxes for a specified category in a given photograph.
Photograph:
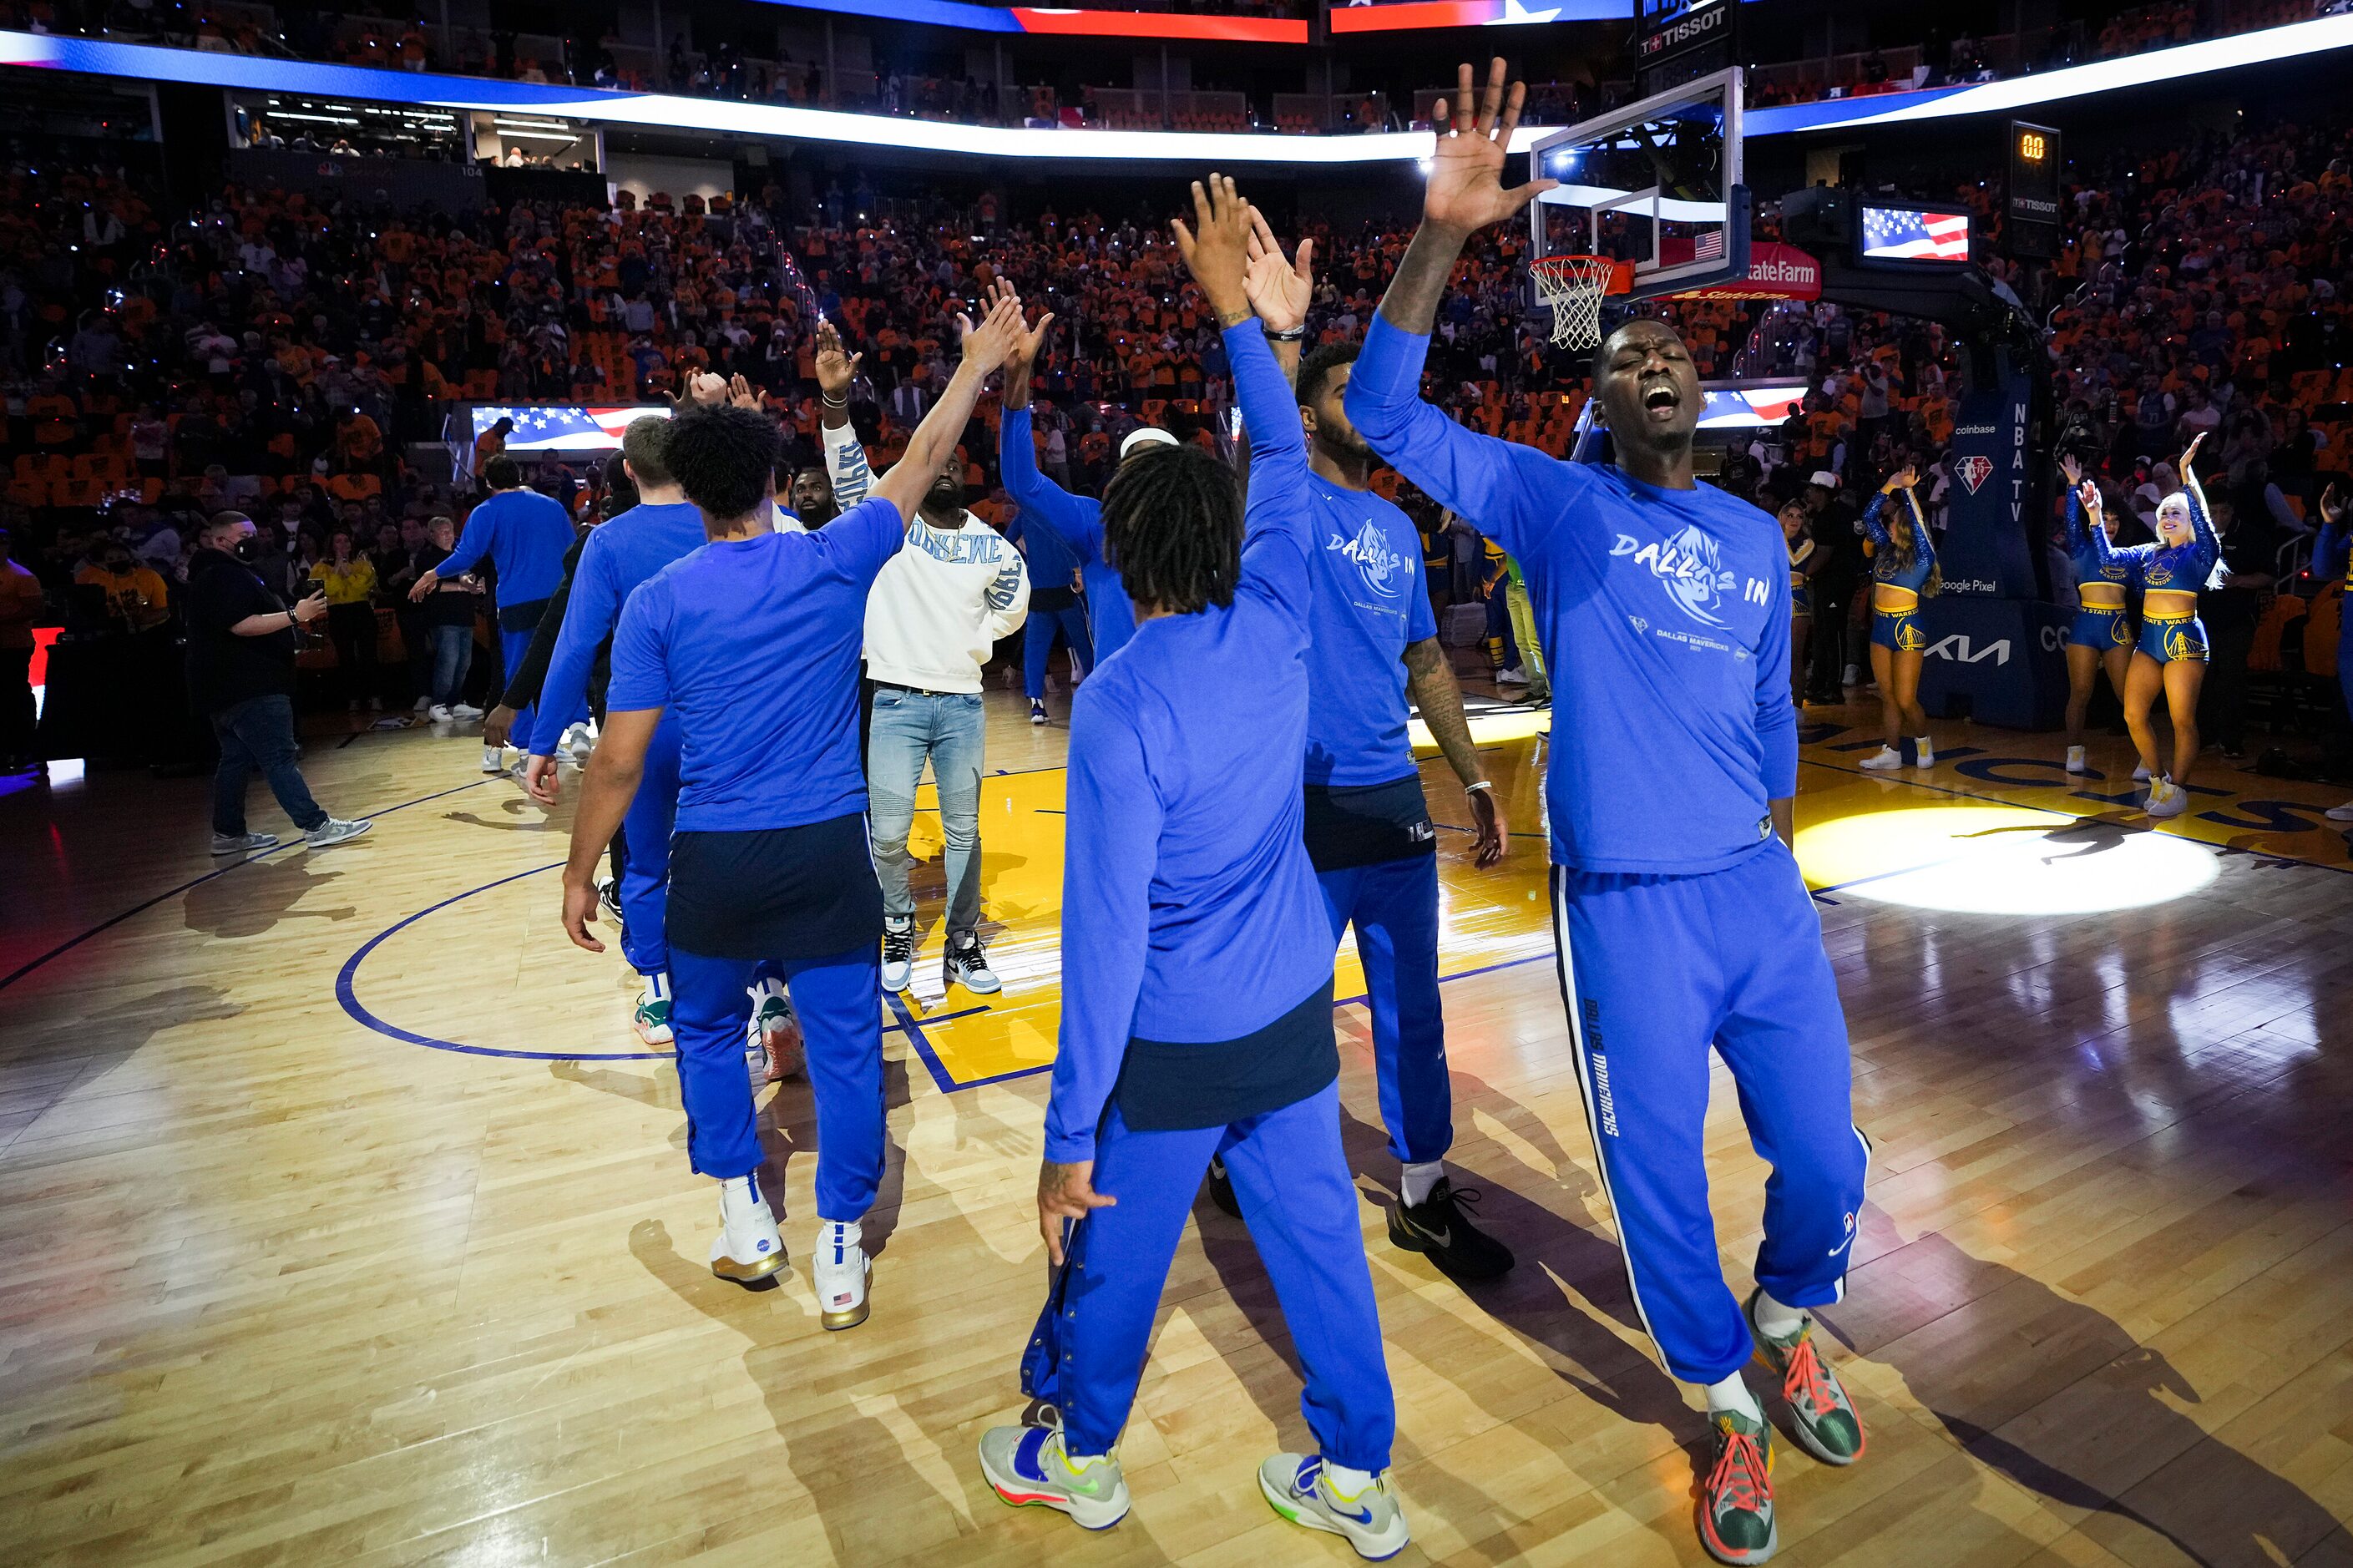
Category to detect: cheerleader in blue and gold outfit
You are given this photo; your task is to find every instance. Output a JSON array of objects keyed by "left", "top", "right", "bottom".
[
  {"left": 2080, "top": 434, "right": 2219, "bottom": 819},
  {"left": 2058, "top": 453, "right": 2134, "bottom": 775},
  {"left": 1781, "top": 499, "right": 1822, "bottom": 706},
  {"left": 1857, "top": 466, "right": 1939, "bottom": 771}
]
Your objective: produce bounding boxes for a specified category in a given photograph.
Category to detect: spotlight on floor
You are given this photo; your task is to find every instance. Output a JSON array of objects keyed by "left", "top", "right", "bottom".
[{"left": 1794, "top": 805, "right": 2219, "bottom": 915}]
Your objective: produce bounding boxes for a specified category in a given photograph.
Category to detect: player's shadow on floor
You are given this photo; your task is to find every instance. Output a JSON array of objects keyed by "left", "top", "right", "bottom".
[
  {"left": 442, "top": 796, "right": 556, "bottom": 832},
  {"left": 1824, "top": 1227, "right": 2352, "bottom": 1568},
  {"left": 3, "top": 984, "right": 244, "bottom": 1135},
  {"left": 181, "top": 857, "right": 357, "bottom": 938}
]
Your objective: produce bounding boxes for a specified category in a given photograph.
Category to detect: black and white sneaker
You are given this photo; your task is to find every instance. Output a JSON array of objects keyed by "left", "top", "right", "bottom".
[
  {"left": 1030, "top": 698, "right": 1050, "bottom": 726},
  {"left": 943, "top": 933, "right": 1002, "bottom": 995},
  {"left": 1387, "top": 1176, "right": 1514, "bottom": 1281},
  {"left": 880, "top": 918, "right": 917, "bottom": 993}
]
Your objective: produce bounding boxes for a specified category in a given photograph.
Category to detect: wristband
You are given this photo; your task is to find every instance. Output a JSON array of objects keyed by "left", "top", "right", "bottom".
[
  {"left": 1266, "top": 325, "right": 1308, "bottom": 343},
  {"left": 1464, "top": 780, "right": 1494, "bottom": 796}
]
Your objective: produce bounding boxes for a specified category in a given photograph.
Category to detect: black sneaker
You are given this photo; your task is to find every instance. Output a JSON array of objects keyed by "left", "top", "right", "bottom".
[
  {"left": 1387, "top": 1176, "right": 1514, "bottom": 1281},
  {"left": 943, "top": 933, "right": 1002, "bottom": 994},
  {"left": 1204, "top": 1156, "right": 1241, "bottom": 1217}
]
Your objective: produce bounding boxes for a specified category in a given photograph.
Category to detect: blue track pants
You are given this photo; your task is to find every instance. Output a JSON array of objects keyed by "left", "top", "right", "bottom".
[
  {"left": 1551, "top": 840, "right": 1869, "bottom": 1385},
  {"left": 1022, "top": 604, "right": 1093, "bottom": 700},
  {"left": 1318, "top": 854, "right": 1450, "bottom": 1166},
  {"left": 666, "top": 944, "right": 884, "bottom": 1220},
  {"left": 619, "top": 714, "right": 681, "bottom": 979},
  {"left": 1027, "top": 1083, "right": 1395, "bottom": 1469}
]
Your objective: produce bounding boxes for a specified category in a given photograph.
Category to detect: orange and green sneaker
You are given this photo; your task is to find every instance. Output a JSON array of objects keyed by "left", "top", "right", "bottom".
[
  {"left": 1699, "top": 1407, "right": 1777, "bottom": 1565},
  {"left": 1746, "top": 1288, "right": 1865, "bottom": 1466}
]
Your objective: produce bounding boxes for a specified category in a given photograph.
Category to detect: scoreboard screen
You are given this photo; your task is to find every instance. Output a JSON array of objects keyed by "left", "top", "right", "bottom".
[{"left": 2006, "top": 120, "right": 2062, "bottom": 257}]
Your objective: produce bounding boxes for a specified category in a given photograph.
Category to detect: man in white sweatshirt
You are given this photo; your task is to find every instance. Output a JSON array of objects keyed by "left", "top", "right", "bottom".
[{"left": 823, "top": 375, "right": 1026, "bottom": 996}]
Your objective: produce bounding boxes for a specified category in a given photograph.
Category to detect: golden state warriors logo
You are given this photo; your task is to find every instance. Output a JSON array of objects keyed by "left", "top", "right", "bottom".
[
  {"left": 1328, "top": 518, "right": 1403, "bottom": 599},
  {"left": 1896, "top": 615, "right": 1927, "bottom": 653},
  {"left": 1612, "top": 526, "right": 1738, "bottom": 629},
  {"left": 2165, "top": 623, "right": 2206, "bottom": 661}
]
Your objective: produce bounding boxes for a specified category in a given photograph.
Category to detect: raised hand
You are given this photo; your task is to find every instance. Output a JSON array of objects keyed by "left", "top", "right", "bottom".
[
  {"left": 956, "top": 289, "right": 1028, "bottom": 376},
  {"left": 1171, "top": 174, "right": 1252, "bottom": 321},
  {"left": 814, "top": 318, "right": 859, "bottom": 401},
  {"left": 2322, "top": 482, "right": 2345, "bottom": 528},
  {"left": 989, "top": 276, "right": 1055, "bottom": 372},
  {"left": 686, "top": 370, "right": 726, "bottom": 407},
  {"left": 727, "top": 372, "right": 766, "bottom": 412},
  {"left": 2060, "top": 453, "right": 2082, "bottom": 486},
  {"left": 1885, "top": 464, "right": 1919, "bottom": 492},
  {"left": 1424, "top": 58, "right": 1556, "bottom": 237},
  {"left": 2181, "top": 431, "right": 2206, "bottom": 472},
  {"left": 2077, "top": 478, "right": 2104, "bottom": 521},
  {"left": 1242, "top": 207, "right": 1313, "bottom": 336}
]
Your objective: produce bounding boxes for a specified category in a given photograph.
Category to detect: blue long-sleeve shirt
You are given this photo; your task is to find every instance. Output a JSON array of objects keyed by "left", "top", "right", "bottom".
[
  {"left": 526, "top": 501, "right": 708, "bottom": 757},
  {"left": 1860, "top": 489, "right": 1938, "bottom": 592},
  {"left": 1302, "top": 473, "right": 1440, "bottom": 787},
  {"left": 1344, "top": 317, "right": 1797, "bottom": 875},
  {"left": 999, "top": 406, "right": 1137, "bottom": 661},
  {"left": 1044, "top": 321, "right": 1326, "bottom": 1163},
  {"left": 437, "top": 487, "right": 574, "bottom": 609}
]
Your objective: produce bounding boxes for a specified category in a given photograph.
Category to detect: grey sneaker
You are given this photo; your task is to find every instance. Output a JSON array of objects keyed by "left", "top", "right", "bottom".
[
  {"left": 1257, "top": 1453, "right": 1410, "bottom": 1560},
  {"left": 944, "top": 933, "right": 1002, "bottom": 995},
  {"left": 210, "top": 831, "right": 278, "bottom": 856},
  {"left": 880, "top": 918, "right": 916, "bottom": 993},
  {"left": 305, "top": 817, "right": 374, "bottom": 850},
  {"left": 978, "top": 1424, "right": 1130, "bottom": 1530}
]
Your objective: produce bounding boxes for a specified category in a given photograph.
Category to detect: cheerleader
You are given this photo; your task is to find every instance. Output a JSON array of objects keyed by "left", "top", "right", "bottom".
[
  {"left": 1782, "top": 499, "right": 1821, "bottom": 706},
  {"left": 2080, "top": 435, "right": 2219, "bottom": 818},
  {"left": 1856, "top": 467, "right": 1939, "bottom": 771},
  {"left": 2057, "top": 454, "right": 2134, "bottom": 774}
]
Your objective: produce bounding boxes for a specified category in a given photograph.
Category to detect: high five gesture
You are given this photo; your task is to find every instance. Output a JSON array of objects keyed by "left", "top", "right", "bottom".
[{"left": 1424, "top": 58, "right": 1557, "bottom": 237}]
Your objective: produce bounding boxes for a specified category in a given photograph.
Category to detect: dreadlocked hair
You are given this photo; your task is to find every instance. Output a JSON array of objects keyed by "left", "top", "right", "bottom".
[{"left": 1101, "top": 443, "right": 1242, "bottom": 615}]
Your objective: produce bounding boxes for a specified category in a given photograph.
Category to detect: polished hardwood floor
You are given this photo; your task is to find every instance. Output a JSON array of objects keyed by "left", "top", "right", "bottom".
[{"left": 3, "top": 683, "right": 2350, "bottom": 1567}]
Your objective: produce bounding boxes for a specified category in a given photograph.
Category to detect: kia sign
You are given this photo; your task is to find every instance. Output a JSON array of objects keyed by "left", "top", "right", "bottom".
[{"left": 1917, "top": 598, "right": 2071, "bottom": 730}]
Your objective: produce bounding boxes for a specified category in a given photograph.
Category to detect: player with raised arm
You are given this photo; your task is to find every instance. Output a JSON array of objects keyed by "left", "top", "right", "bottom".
[
  {"left": 995, "top": 290, "right": 1179, "bottom": 667},
  {"left": 1343, "top": 61, "right": 1870, "bottom": 1566},
  {"left": 975, "top": 177, "right": 1408, "bottom": 1560},
  {"left": 1207, "top": 208, "right": 1515, "bottom": 1281},
  {"left": 555, "top": 294, "right": 1028, "bottom": 1328}
]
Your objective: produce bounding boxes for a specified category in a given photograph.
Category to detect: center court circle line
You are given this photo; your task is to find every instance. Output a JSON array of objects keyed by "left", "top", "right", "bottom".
[{"left": 336, "top": 861, "right": 672, "bottom": 1062}]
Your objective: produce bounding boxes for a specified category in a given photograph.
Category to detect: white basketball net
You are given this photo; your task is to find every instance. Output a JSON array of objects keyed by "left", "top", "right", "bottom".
[{"left": 1531, "top": 255, "right": 1621, "bottom": 351}]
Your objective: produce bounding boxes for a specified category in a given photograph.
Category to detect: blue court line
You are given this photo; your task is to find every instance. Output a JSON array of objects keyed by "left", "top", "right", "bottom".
[{"left": 1, "top": 775, "right": 498, "bottom": 994}]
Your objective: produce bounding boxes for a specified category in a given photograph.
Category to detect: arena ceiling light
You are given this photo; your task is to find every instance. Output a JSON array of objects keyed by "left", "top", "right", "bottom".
[{"left": 7, "top": 14, "right": 2352, "bottom": 164}]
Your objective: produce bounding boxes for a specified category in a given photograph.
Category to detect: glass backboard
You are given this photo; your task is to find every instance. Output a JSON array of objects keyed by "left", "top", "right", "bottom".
[{"left": 1526, "top": 66, "right": 1748, "bottom": 301}]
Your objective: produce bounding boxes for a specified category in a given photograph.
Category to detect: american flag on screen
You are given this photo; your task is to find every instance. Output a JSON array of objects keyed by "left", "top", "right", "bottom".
[
  {"left": 1691, "top": 230, "right": 1725, "bottom": 262},
  {"left": 475, "top": 405, "right": 670, "bottom": 452},
  {"left": 1861, "top": 207, "right": 1971, "bottom": 262}
]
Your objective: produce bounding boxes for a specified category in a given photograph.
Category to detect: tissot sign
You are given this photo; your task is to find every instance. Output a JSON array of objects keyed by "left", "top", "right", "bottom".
[{"left": 1638, "top": 0, "right": 1729, "bottom": 58}]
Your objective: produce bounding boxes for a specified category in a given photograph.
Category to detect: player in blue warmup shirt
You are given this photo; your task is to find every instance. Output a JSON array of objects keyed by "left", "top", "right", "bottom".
[
  {"left": 996, "top": 300, "right": 1180, "bottom": 667},
  {"left": 1002, "top": 506, "right": 1093, "bottom": 726},
  {"left": 512, "top": 417, "right": 797, "bottom": 1068},
  {"left": 410, "top": 454, "right": 582, "bottom": 775},
  {"left": 1855, "top": 467, "right": 1941, "bottom": 773},
  {"left": 556, "top": 294, "right": 1027, "bottom": 1330},
  {"left": 975, "top": 177, "right": 1410, "bottom": 1563},
  {"left": 1343, "top": 63, "right": 1869, "bottom": 1567},
  {"left": 2075, "top": 434, "right": 2220, "bottom": 819},
  {"left": 2056, "top": 453, "right": 2133, "bottom": 776}
]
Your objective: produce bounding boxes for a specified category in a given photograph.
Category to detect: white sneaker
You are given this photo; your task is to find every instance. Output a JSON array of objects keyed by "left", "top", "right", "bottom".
[
  {"left": 978, "top": 1425, "right": 1130, "bottom": 1530},
  {"left": 633, "top": 979, "right": 674, "bottom": 1046},
  {"left": 451, "top": 702, "right": 484, "bottom": 721},
  {"left": 2326, "top": 800, "right": 2353, "bottom": 822},
  {"left": 481, "top": 744, "right": 505, "bottom": 774},
  {"left": 1858, "top": 746, "right": 1903, "bottom": 771},
  {"left": 2066, "top": 745, "right": 2088, "bottom": 775},
  {"left": 812, "top": 1220, "right": 872, "bottom": 1329},
  {"left": 1913, "top": 740, "right": 1936, "bottom": 768},
  {"left": 1495, "top": 665, "right": 1530, "bottom": 686},
  {"left": 1258, "top": 1454, "right": 1411, "bottom": 1560},
  {"left": 1842, "top": 664, "right": 1860, "bottom": 686},
  {"left": 304, "top": 817, "right": 373, "bottom": 849},
  {"left": 710, "top": 1173, "right": 788, "bottom": 1284},
  {"left": 2132, "top": 762, "right": 2152, "bottom": 782},
  {"left": 430, "top": 703, "right": 456, "bottom": 722},
  {"left": 2145, "top": 778, "right": 2190, "bottom": 819},
  {"left": 412, "top": 695, "right": 433, "bottom": 713},
  {"left": 562, "top": 721, "right": 594, "bottom": 762}
]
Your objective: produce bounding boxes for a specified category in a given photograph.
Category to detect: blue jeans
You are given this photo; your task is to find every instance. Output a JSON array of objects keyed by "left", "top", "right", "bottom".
[
  {"left": 428, "top": 624, "right": 473, "bottom": 707},
  {"left": 1022, "top": 604, "right": 1093, "bottom": 700},
  {"left": 867, "top": 687, "right": 984, "bottom": 936},
  {"left": 210, "top": 693, "right": 326, "bottom": 836}
]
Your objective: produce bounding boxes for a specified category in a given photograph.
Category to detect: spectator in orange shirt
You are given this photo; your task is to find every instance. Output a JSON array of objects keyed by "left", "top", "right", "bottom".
[{"left": 76, "top": 542, "right": 172, "bottom": 633}]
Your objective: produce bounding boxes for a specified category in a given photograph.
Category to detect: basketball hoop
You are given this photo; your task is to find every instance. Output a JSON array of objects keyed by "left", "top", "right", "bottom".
[{"left": 1531, "top": 254, "right": 1632, "bottom": 352}]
